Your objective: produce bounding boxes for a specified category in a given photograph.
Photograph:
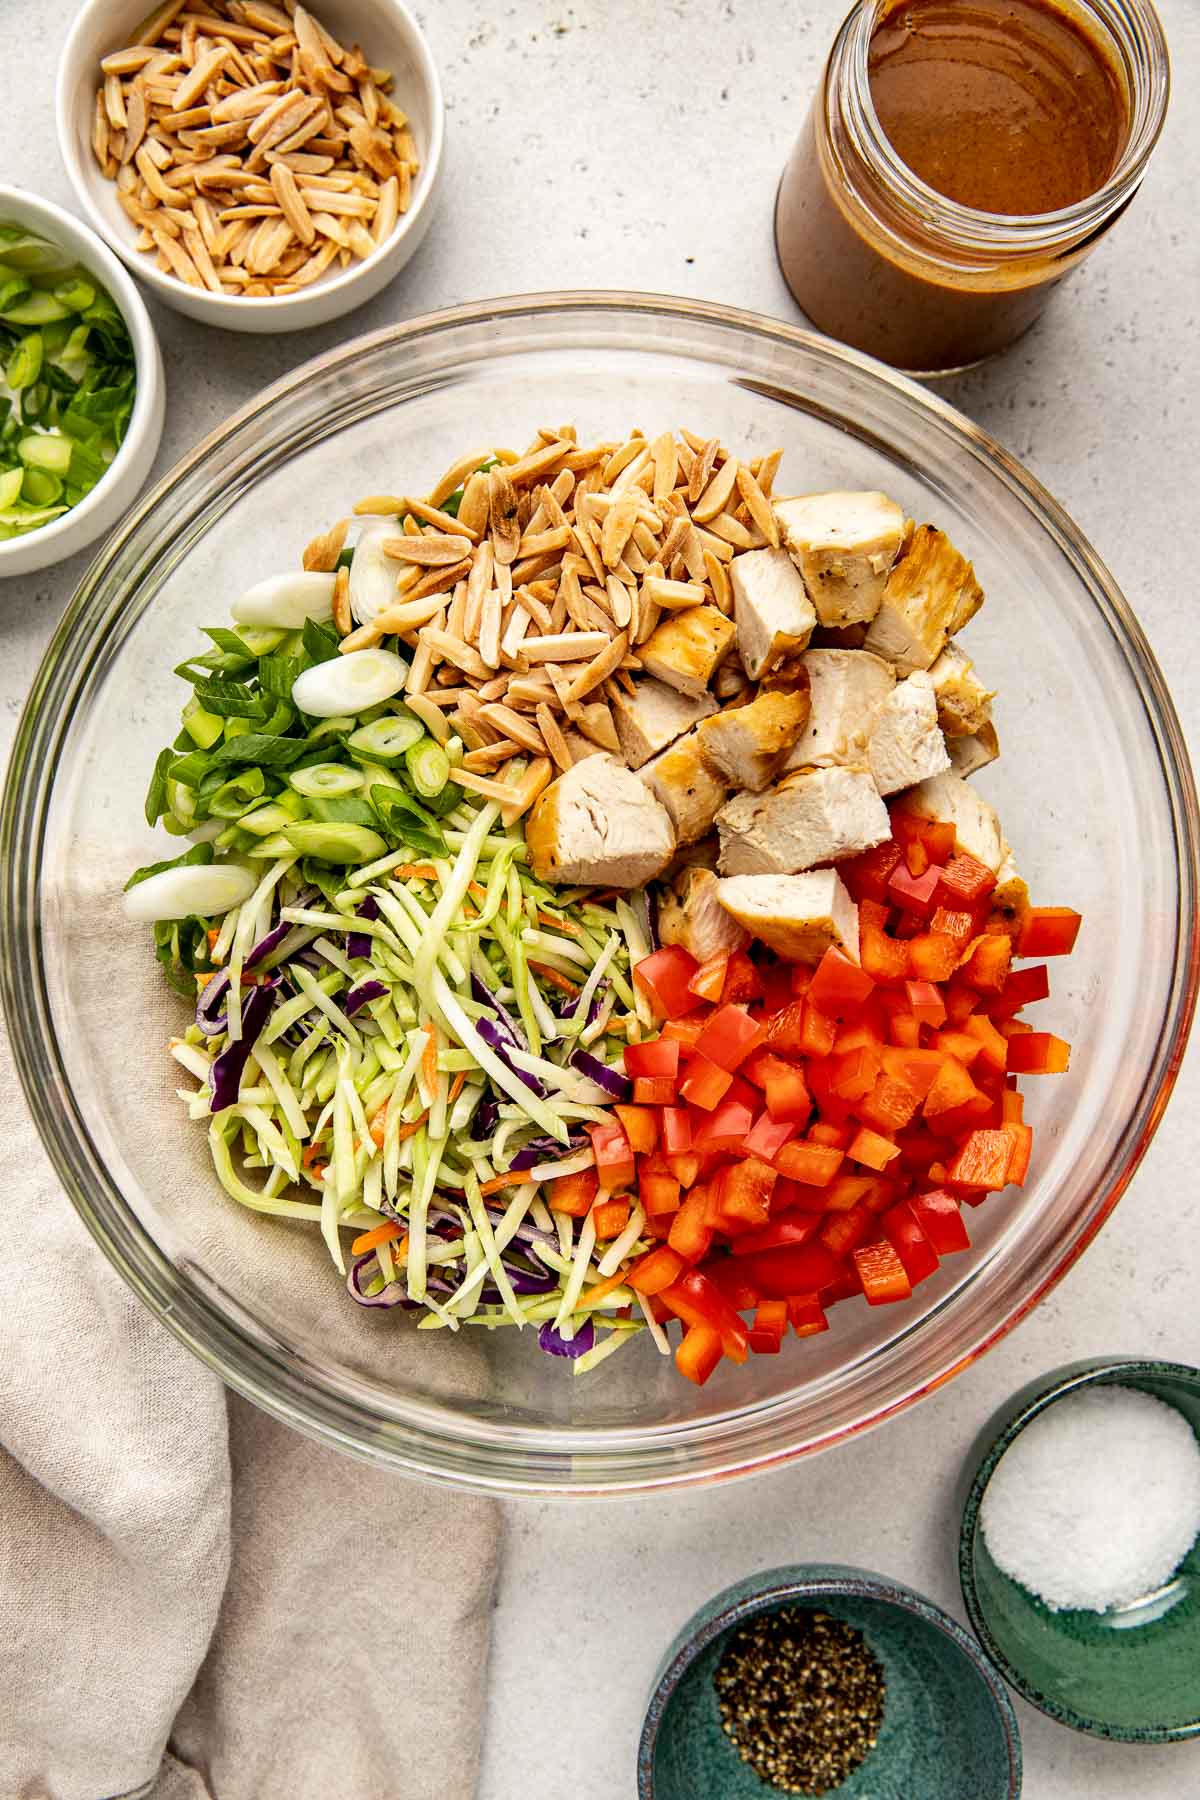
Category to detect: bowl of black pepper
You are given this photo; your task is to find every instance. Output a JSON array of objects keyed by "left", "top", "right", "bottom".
[{"left": 637, "top": 1564, "right": 1022, "bottom": 1799}]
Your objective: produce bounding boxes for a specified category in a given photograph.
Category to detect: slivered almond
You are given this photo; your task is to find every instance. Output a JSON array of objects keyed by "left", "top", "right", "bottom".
[
  {"left": 302, "top": 516, "right": 347, "bottom": 571},
  {"left": 382, "top": 532, "right": 472, "bottom": 566},
  {"left": 353, "top": 494, "right": 404, "bottom": 515},
  {"left": 600, "top": 491, "right": 639, "bottom": 569},
  {"left": 449, "top": 767, "right": 520, "bottom": 803},
  {"left": 457, "top": 469, "right": 492, "bottom": 537},
  {"left": 536, "top": 703, "right": 573, "bottom": 773},
  {"left": 500, "top": 604, "right": 531, "bottom": 662},
  {"left": 478, "top": 703, "right": 546, "bottom": 754},
  {"left": 332, "top": 565, "right": 351, "bottom": 635},
  {"left": 478, "top": 587, "right": 502, "bottom": 670},
  {"left": 504, "top": 439, "right": 571, "bottom": 488},
  {"left": 172, "top": 45, "right": 230, "bottom": 113},
  {"left": 515, "top": 524, "right": 572, "bottom": 560},
  {"left": 703, "top": 549, "right": 732, "bottom": 615},
  {"left": 521, "top": 631, "right": 609, "bottom": 665},
  {"left": 642, "top": 574, "right": 705, "bottom": 610},
  {"left": 269, "top": 157, "right": 316, "bottom": 241},
  {"left": 706, "top": 511, "right": 758, "bottom": 550},
  {"left": 564, "top": 631, "right": 629, "bottom": 702},
  {"left": 735, "top": 463, "right": 780, "bottom": 546},
  {"left": 500, "top": 756, "right": 553, "bottom": 826},
  {"left": 651, "top": 430, "right": 677, "bottom": 505},
  {"left": 686, "top": 437, "right": 719, "bottom": 503},
  {"left": 464, "top": 740, "right": 523, "bottom": 771},
  {"left": 405, "top": 691, "right": 451, "bottom": 743},
  {"left": 752, "top": 448, "right": 783, "bottom": 498},
  {"left": 604, "top": 575, "right": 633, "bottom": 631},
  {"left": 692, "top": 455, "right": 739, "bottom": 523}
]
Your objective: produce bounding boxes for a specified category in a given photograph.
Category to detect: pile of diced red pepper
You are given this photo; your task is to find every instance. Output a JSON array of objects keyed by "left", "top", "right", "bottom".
[{"left": 545, "top": 805, "right": 1082, "bottom": 1387}]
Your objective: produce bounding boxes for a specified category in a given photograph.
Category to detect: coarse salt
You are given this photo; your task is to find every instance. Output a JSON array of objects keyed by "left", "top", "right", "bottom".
[{"left": 980, "top": 1384, "right": 1200, "bottom": 1613}]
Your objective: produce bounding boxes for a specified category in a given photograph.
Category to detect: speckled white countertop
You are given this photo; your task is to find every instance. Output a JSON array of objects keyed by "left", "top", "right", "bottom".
[{"left": 5, "top": 4, "right": 1200, "bottom": 1795}]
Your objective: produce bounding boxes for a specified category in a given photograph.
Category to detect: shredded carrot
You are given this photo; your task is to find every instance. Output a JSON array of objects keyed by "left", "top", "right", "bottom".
[
  {"left": 582, "top": 1265, "right": 634, "bottom": 1307},
  {"left": 368, "top": 1103, "right": 389, "bottom": 1148},
  {"left": 302, "top": 1141, "right": 326, "bottom": 1168},
  {"left": 396, "top": 863, "right": 438, "bottom": 880},
  {"left": 538, "top": 909, "right": 581, "bottom": 935},
  {"left": 480, "top": 1170, "right": 537, "bottom": 1195},
  {"left": 195, "top": 971, "right": 218, "bottom": 990},
  {"left": 460, "top": 902, "right": 479, "bottom": 920},
  {"left": 529, "top": 959, "right": 581, "bottom": 997},
  {"left": 310, "top": 1162, "right": 327, "bottom": 1182},
  {"left": 448, "top": 1070, "right": 467, "bottom": 1103},
  {"left": 421, "top": 1026, "right": 438, "bottom": 1095},
  {"left": 396, "top": 1117, "right": 427, "bottom": 1142},
  {"left": 207, "top": 928, "right": 221, "bottom": 951},
  {"left": 350, "top": 1221, "right": 408, "bottom": 1256},
  {"left": 468, "top": 881, "right": 489, "bottom": 899}
]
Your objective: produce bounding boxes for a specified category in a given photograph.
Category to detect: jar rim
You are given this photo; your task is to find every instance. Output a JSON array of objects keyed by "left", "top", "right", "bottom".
[{"left": 834, "top": 0, "right": 1171, "bottom": 256}]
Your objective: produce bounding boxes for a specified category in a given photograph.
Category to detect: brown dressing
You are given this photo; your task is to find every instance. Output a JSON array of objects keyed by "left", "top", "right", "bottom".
[
  {"left": 774, "top": 0, "right": 1134, "bottom": 371},
  {"left": 868, "top": 0, "right": 1126, "bottom": 214}
]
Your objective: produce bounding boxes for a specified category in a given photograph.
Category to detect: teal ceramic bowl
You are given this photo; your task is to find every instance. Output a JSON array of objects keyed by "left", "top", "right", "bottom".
[
  {"left": 637, "top": 1564, "right": 1021, "bottom": 1798},
  {"left": 960, "top": 1357, "right": 1200, "bottom": 1742}
]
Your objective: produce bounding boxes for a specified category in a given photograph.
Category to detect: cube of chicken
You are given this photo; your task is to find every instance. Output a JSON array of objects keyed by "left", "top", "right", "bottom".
[
  {"left": 900, "top": 771, "right": 1006, "bottom": 872},
  {"left": 863, "top": 526, "right": 985, "bottom": 674},
  {"left": 609, "top": 676, "right": 717, "bottom": 769},
  {"left": 697, "top": 687, "right": 811, "bottom": 793},
  {"left": 640, "top": 726, "right": 730, "bottom": 846},
  {"left": 526, "top": 753, "right": 675, "bottom": 887},
  {"left": 867, "top": 671, "right": 950, "bottom": 796},
  {"left": 658, "top": 865, "right": 750, "bottom": 963},
  {"left": 774, "top": 490, "right": 906, "bottom": 627},
  {"left": 928, "top": 642, "right": 995, "bottom": 738},
  {"left": 989, "top": 848, "right": 1031, "bottom": 941},
  {"left": 947, "top": 720, "right": 1000, "bottom": 778},
  {"left": 717, "top": 765, "right": 890, "bottom": 876},
  {"left": 730, "top": 547, "right": 817, "bottom": 680},
  {"left": 717, "top": 869, "right": 861, "bottom": 964},
  {"left": 784, "top": 648, "right": 894, "bottom": 771},
  {"left": 639, "top": 603, "right": 736, "bottom": 699}
]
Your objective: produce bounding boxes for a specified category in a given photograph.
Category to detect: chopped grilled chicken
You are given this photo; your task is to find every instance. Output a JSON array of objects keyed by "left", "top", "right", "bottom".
[
  {"left": 609, "top": 676, "right": 718, "bottom": 769},
  {"left": 716, "top": 764, "right": 890, "bottom": 876},
  {"left": 863, "top": 525, "right": 984, "bottom": 674},
  {"left": 526, "top": 753, "right": 675, "bottom": 886},
  {"left": 716, "top": 869, "right": 861, "bottom": 964},
  {"left": 900, "top": 771, "right": 1006, "bottom": 872},
  {"left": 784, "top": 648, "right": 894, "bottom": 771},
  {"left": 640, "top": 727, "right": 730, "bottom": 845},
  {"left": 697, "top": 686, "right": 811, "bottom": 793},
  {"left": 773, "top": 490, "right": 905, "bottom": 627},
  {"left": 867, "top": 671, "right": 951, "bottom": 796},
  {"left": 730, "top": 547, "right": 817, "bottom": 680},
  {"left": 989, "top": 848, "right": 1031, "bottom": 941},
  {"left": 658, "top": 865, "right": 750, "bottom": 962},
  {"left": 640, "top": 603, "right": 736, "bottom": 698},
  {"left": 947, "top": 720, "right": 1000, "bottom": 778},
  {"left": 928, "top": 642, "right": 995, "bottom": 737}
]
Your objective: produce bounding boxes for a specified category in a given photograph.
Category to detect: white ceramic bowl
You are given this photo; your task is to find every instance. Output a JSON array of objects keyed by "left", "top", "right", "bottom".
[
  {"left": 0, "top": 185, "right": 164, "bottom": 579},
  {"left": 56, "top": 0, "right": 444, "bottom": 334}
]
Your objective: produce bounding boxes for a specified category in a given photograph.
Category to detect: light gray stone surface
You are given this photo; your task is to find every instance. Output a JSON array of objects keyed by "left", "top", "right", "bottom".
[{"left": 3, "top": 3, "right": 1199, "bottom": 1795}]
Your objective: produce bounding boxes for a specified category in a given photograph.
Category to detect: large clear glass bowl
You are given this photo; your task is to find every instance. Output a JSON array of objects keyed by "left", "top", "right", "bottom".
[{"left": 3, "top": 295, "right": 1196, "bottom": 1495}]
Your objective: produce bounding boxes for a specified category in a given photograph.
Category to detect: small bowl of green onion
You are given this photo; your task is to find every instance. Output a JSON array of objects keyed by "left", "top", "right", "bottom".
[{"left": 0, "top": 184, "right": 163, "bottom": 577}]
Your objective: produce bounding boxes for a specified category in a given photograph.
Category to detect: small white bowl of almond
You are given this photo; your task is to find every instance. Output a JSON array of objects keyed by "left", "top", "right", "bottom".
[{"left": 56, "top": 0, "right": 444, "bottom": 332}]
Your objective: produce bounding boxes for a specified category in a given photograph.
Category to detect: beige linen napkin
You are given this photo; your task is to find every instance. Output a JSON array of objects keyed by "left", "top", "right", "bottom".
[{"left": 0, "top": 1008, "right": 499, "bottom": 1800}]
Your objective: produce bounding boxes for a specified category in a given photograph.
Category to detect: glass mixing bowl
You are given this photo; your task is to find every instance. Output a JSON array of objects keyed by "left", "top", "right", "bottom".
[{"left": 3, "top": 295, "right": 1196, "bottom": 1495}]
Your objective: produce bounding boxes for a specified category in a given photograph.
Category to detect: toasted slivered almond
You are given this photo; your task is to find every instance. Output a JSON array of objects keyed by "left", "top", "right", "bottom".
[
  {"left": 301, "top": 516, "right": 348, "bottom": 572},
  {"left": 456, "top": 470, "right": 492, "bottom": 538},
  {"left": 352, "top": 494, "right": 404, "bottom": 515},
  {"left": 535, "top": 703, "right": 572, "bottom": 773},
  {"left": 564, "top": 631, "right": 629, "bottom": 703},
  {"left": 416, "top": 627, "right": 489, "bottom": 683},
  {"left": 478, "top": 703, "right": 546, "bottom": 754},
  {"left": 499, "top": 755, "right": 553, "bottom": 826},
  {"left": 600, "top": 490, "right": 639, "bottom": 570},
  {"left": 418, "top": 450, "right": 487, "bottom": 512},
  {"left": 604, "top": 575, "right": 633, "bottom": 631},
  {"left": 692, "top": 455, "right": 739, "bottom": 523},
  {"left": 500, "top": 604, "right": 531, "bottom": 661},
  {"left": 651, "top": 430, "right": 678, "bottom": 505},
  {"left": 691, "top": 522, "right": 734, "bottom": 564},
  {"left": 331, "top": 565, "right": 352, "bottom": 635},
  {"left": 520, "top": 631, "right": 609, "bottom": 665},
  {"left": 686, "top": 437, "right": 719, "bottom": 504},
  {"left": 449, "top": 766, "right": 520, "bottom": 803},
  {"left": 753, "top": 448, "right": 783, "bottom": 497},
  {"left": 151, "top": 223, "right": 204, "bottom": 285},
  {"left": 706, "top": 511, "right": 758, "bottom": 549},
  {"left": 404, "top": 690, "right": 450, "bottom": 744},
  {"left": 516, "top": 524, "right": 572, "bottom": 560},
  {"left": 734, "top": 463, "right": 780, "bottom": 546},
  {"left": 269, "top": 157, "right": 316, "bottom": 242},
  {"left": 463, "top": 740, "right": 523, "bottom": 771},
  {"left": 703, "top": 549, "right": 732, "bottom": 615},
  {"left": 642, "top": 574, "right": 704, "bottom": 610},
  {"left": 382, "top": 532, "right": 473, "bottom": 566},
  {"left": 172, "top": 46, "right": 230, "bottom": 113},
  {"left": 182, "top": 223, "right": 223, "bottom": 292}
]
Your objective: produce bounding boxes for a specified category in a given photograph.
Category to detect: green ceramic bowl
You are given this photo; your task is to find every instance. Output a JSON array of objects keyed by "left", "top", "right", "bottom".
[
  {"left": 960, "top": 1357, "right": 1200, "bottom": 1742},
  {"left": 637, "top": 1564, "right": 1021, "bottom": 1799}
]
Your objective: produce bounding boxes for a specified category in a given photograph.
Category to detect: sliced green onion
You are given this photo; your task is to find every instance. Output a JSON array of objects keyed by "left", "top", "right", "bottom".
[{"left": 289, "top": 762, "right": 365, "bottom": 798}]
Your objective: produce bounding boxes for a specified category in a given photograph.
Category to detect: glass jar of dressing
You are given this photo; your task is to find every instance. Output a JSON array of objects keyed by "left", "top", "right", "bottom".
[{"left": 775, "top": 0, "right": 1170, "bottom": 373}]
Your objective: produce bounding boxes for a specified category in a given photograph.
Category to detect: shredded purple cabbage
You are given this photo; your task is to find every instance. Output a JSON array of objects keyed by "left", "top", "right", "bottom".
[
  {"left": 344, "top": 978, "right": 387, "bottom": 1017},
  {"left": 538, "top": 1318, "right": 596, "bottom": 1359},
  {"left": 244, "top": 919, "right": 291, "bottom": 969},
  {"left": 508, "top": 1129, "right": 587, "bottom": 1171},
  {"left": 195, "top": 969, "right": 231, "bottom": 1036},
  {"left": 569, "top": 1047, "right": 630, "bottom": 1101},
  {"left": 346, "top": 895, "right": 380, "bottom": 961},
  {"left": 209, "top": 979, "right": 280, "bottom": 1112},
  {"left": 476, "top": 1016, "right": 547, "bottom": 1096}
]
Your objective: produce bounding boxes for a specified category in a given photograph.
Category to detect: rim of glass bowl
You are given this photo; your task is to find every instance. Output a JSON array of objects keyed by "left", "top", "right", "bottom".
[{"left": 3, "top": 292, "right": 1197, "bottom": 1497}]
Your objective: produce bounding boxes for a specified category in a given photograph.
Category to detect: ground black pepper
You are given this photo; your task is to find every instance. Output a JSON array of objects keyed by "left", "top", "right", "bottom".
[{"left": 713, "top": 1607, "right": 886, "bottom": 1795}]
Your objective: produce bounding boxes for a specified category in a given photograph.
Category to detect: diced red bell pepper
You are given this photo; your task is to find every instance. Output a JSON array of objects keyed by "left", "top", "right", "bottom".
[
  {"left": 1017, "top": 907, "right": 1082, "bottom": 958},
  {"left": 667, "top": 1187, "right": 716, "bottom": 1263},
  {"left": 990, "top": 963, "right": 1050, "bottom": 1017},
  {"left": 632, "top": 1075, "right": 676, "bottom": 1105},
  {"left": 946, "top": 1128, "right": 1014, "bottom": 1191},
  {"left": 548, "top": 1167, "right": 599, "bottom": 1216},
  {"left": 626, "top": 1244, "right": 687, "bottom": 1295},
  {"left": 927, "top": 1094, "right": 998, "bottom": 1139},
  {"left": 854, "top": 1238, "right": 913, "bottom": 1304},
  {"left": 808, "top": 946, "right": 877, "bottom": 1017},
  {"left": 695, "top": 1002, "right": 767, "bottom": 1072},
  {"left": 624, "top": 1038, "right": 679, "bottom": 1081},
  {"left": 820, "top": 1203, "right": 873, "bottom": 1256},
  {"left": 841, "top": 839, "right": 904, "bottom": 904},
  {"left": 676, "top": 1323, "right": 723, "bottom": 1386},
  {"left": 802, "top": 999, "right": 840, "bottom": 1057},
  {"left": 666, "top": 1150, "right": 704, "bottom": 1189},
  {"left": 879, "top": 1046, "right": 944, "bottom": 1098},
  {"left": 959, "top": 933, "right": 1012, "bottom": 993},
  {"left": 789, "top": 963, "right": 814, "bottom": 998},
  {"left": 775, "top": 1140, "right": 844, "bottom": 1186},
  {"left": 930, "top": 904, "right": 978, "bottom": 947},
  {"left": 614, "top": 1103, "right": 659, "bottom": 1153},
  {"left": 748, "top": 1300, "right": 788, "bottom": 1354},
  {"left": 905, "top": 979, "right": 947, "bottom": 1029},
  {"left": 820, "top": 1265, "right": 863, "bottom": 1307},
  {"left": 938, "top": 853, "right": 997, "bottom": 909},
  {"left": 964, "top": 1014, "right": 1008, "bottom": 1075},
  {"left": 881, "top": 1201, "right": 940, "bottom": 1284},
  {"left": 688, "top": 950, "right": 730, "bottom": 1002},
  {"left": 593, "top": 1197, "right": 631, "bottom": 1238},
  {"left": 906, "top": 931, "right": 959, "bottom": 982},
  {"left": 762, "top": 1058, "right": 813, "bottom": 1124},
  {"left": 821, "top": 1173, "right": 876, "bottom": 1213},
  {"left": 910, "top": 1187, "right": 971, "bottom": 1254},
  {"left": 787, "top": 1292, "right": 830, "bottom": 1337},
  {"left": 662, "top": 1017, "right": 705, "bottom": 1049},
  {"left": 1002, "top": 1120, "right": 1034, "bottom": 1185},
  {"left": 660, "top": 1269, "right": 751, "bottom": 1362},
  {"left": 923, "top": 1056, "right": 982, "bottom": 1118},
  {"left": 738, "top": 1241, "right": 844, "bottom": 1298},
  {"left": 856, "top": 1073, "right": 922, "bottom": 1134},
  {"left": 942, "top": 975, "right": 979, "bottom": 1025},
  {"left": 829, "top": 1044, "right": 883, "bottom": 1103},
  {"left": 713, "top": 1157, "right": 777, "bottom": 1233},
  {"left": 720, "top": 949, "right": 763, "bottom": 1004},
  {"left": 679, "top": 1052, "right": 733, "bottom": 1111},
  {"left": 861, "top": 922, "right": 910, "bottom": 985},
  {"left": 693, "top": 1099, "right": 756, "bottom": 1155},
  {"left": 809, "top": 1120, "right": 852, "bottom": 1150},
  {"left": 1006, "top": 1031, "right": 1071, "bottom": 1074},
  {"left": 743, "top": 1111, "right": 799, "bottom": 1163},
  {"left": 703, "top": 1256, "right": 764, "bottom": 1311},
  {"left": 633, "top": 946, "right": 703, "bottom": 1018},
  {"left": 588, "top": 1120, "right": 635, "bottom": 1191},
  {"left": 848, "top": 1126, "right": 902, "bottom": 1172},
  {"left": 891, "top": 809, "right": 956, "bottom": 864},
  {"left": 892, "top": 1123, "right": 947, "bottom": 1172},
  {"left": 730, "top": 1213, "right": 822, "bottom": 1256},
  {"left": 660, "top": 1106, "right": 693, "bottom": 1154},
  {"left": 932, "top": 1027, "right": 984, "bottom": 1066},
  {"left": 639, "top": 1151, "right": 683, "bottom": 1215},
  {"left": 887, "top": 860, "right": 942, "bottom": 917}
]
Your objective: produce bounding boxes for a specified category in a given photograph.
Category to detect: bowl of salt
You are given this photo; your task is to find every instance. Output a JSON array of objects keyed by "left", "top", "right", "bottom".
[{"left": 959, "top": 1357, "right": 1200, "bottom": 1741}]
